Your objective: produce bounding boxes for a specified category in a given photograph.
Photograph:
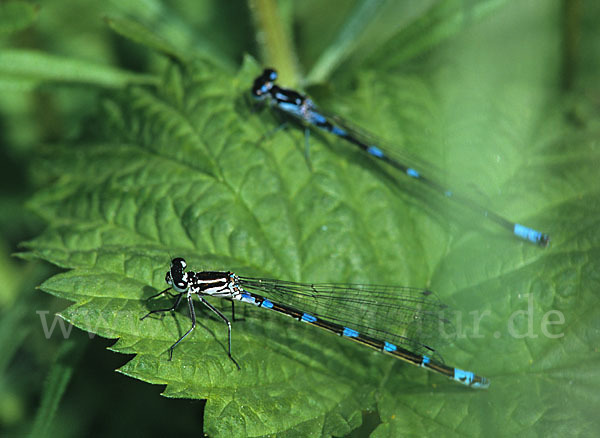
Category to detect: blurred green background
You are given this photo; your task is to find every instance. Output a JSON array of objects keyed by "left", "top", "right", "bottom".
[
  {"left": 0, "top": 0, "right": 598, "bottom": 436},
  {"left": 1, "top": 1, "right": 257, "bottom": 435}
]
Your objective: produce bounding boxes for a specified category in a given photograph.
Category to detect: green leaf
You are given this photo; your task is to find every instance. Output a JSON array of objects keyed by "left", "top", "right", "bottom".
[
  {"left": 103, "top": 2, "right": 237, "bottom": 72},
  {"left": 0, "top": 289, "right": 29, "bottom": 375},
  {"left": 30, "top": 339, "right": 85, "bottom": 437},
  {"left": 364, "top": 0, "right": 510, "bottom": 71},
  {"left": 305, "top": 0, "right": 385, "bottom": 84},
  {"left": 0, "top": 49, "right": 157, "bottom": 89},
  {"left": 22, "top": 6, "right": 600, "bottom": 438},
  {"left": 0, "top": 1, "right": 38, "bottom": 35},
  {"left": 104, "top": 15, "right": 187, "bottom": 63}
]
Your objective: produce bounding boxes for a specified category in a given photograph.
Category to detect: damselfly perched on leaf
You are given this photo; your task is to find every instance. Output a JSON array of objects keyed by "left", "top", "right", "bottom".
[
  {"left": 251, "top": 68, "right": 549, "bottom": 247},
  {"left": 141, "top": 258, "right": 489, "bottom": 389}
]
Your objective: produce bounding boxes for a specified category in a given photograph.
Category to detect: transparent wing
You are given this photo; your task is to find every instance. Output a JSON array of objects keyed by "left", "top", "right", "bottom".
[
  {"left": 318, "top": 107, "right": 447, "bottom": 176},
  {"left": 238, "top": 277, "right": 451, "bottom": 359}
]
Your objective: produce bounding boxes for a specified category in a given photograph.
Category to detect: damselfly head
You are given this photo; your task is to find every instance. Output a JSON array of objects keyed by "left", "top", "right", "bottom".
[
  {"left": 167, "top": 258, "right": 189, "bottom": 292},
  {"left": 251, "top": 68, "right": 278, "bottom": 99}
]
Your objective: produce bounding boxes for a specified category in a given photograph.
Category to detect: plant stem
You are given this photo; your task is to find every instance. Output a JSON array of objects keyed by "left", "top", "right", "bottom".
[{"left": 248, "top": 0, "right": 300, "bottom": 86}]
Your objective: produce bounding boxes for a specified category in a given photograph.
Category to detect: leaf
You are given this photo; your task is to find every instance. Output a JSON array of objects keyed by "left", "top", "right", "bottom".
[
  {"left": 0, "top": 49, "right": 157, "bottom": 89},
  {"left": 305, "top": 0, "right": 386, "bottom": 84},
  {"left": 363, "top": 0, "right": 510, "bottom": 71},
  {"left": 0, "top": 1, "right": 38, "bottom": 35},
  {"left": 22, "top": 10, "right": 600, "bottom": 438},
  {"left": 103, "top": 2, "right": 237, "bottom": 72},
  {"left": 104, "top": 15, "right": 187, "bottom": 63},
  {"left": 30, "top": 339, "right": 86, "bottom": 437}
]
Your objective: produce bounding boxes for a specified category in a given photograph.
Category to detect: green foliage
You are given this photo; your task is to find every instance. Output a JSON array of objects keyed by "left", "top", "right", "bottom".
[
  {"left": 4, "top": 0, "right": 600, "bottom": 436},
  {"left": 104, "top": 16, "right": 187, "bottom": 63},
  {"left": 30, "top": 339, "right": 85, "bottom": 437},
  {"left": 0, "top": 1, "right": 37, "bottom": 35},
  {"left": 0, "top": 49, "right": 157, "bottom": 91}
]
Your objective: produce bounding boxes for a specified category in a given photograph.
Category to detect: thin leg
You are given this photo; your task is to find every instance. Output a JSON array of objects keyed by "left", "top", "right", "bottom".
[
  {"left": 168, "top": 294, "right": 196, "bottom": 361},
  {"left": 140, "top": 293, "right": 183, "bottom": 321},
  {"left": 304, "top": 127, "right": 313, "bottom": 171},
  {"left": 272, "top": 120, "right": 289, "bottom": 135},
  {"left": 230, "top": 299, "right": 244, "bottom": 322},
  {"left": 198, "top": 297, "right": 241, "bottom": 370},
  {"left": 145, "top": 286, "right": 175, "bottom": 301}
]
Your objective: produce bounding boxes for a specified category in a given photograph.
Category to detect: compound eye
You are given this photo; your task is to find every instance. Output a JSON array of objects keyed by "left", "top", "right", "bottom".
[
  {"left": 264, "top": 68, "right": 278, "bottom": 81},
  {"left": 171, "top": 257, "right": 186, "bottom": 270}
]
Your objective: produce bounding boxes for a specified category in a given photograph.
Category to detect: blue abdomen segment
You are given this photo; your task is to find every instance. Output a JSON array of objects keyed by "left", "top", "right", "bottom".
[
  {"left": 301, "top": 313, "right": 317, "bottom": 323},
  {"left": 514, "top": 223, "right": 544, "bottom": 244},
  {"left": 240, "top": 293, "right": 256, "bottom": 305},
  {"left": 383, "top": 341, "right": 397, "bottom": 352},
  {"left": 454, "top": 368, "right": 491, "bottom": 388},
  {"left": 331, "top": 126, "right": 347, "bottom": 136},
  {"left": 308, "top": 111, "right": 328, "bottom": 126},
  {"left": 454, "top": 368, "right": 475, "bottom": 385},
  {"left": 367, "top": 145, "right": 384, "bottom": 158},
  {"left": 406, "top": 168, "right": 420, "bottom": 178},
  {"left": 342, "top": 327, "right": 359, "bottom": 338},
  {"left": 240, "top": 293, "right": 273, "bottom": 309}
]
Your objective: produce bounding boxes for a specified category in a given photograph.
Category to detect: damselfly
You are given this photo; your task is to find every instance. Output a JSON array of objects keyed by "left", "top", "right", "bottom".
[
  {"left": 140, "top": 258, "right": 490, "bottom": 389},
  {"left": 251, "top": 68, "right": 549, "bottom": 247}
]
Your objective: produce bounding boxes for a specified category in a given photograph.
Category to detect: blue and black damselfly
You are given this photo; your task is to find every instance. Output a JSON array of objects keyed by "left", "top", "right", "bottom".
[
  {"left": 141, "top": 258, "right": 490, "bottom": 389},
  {"left": 251, "top": 68, "right": 549, "bottom": 247}
]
